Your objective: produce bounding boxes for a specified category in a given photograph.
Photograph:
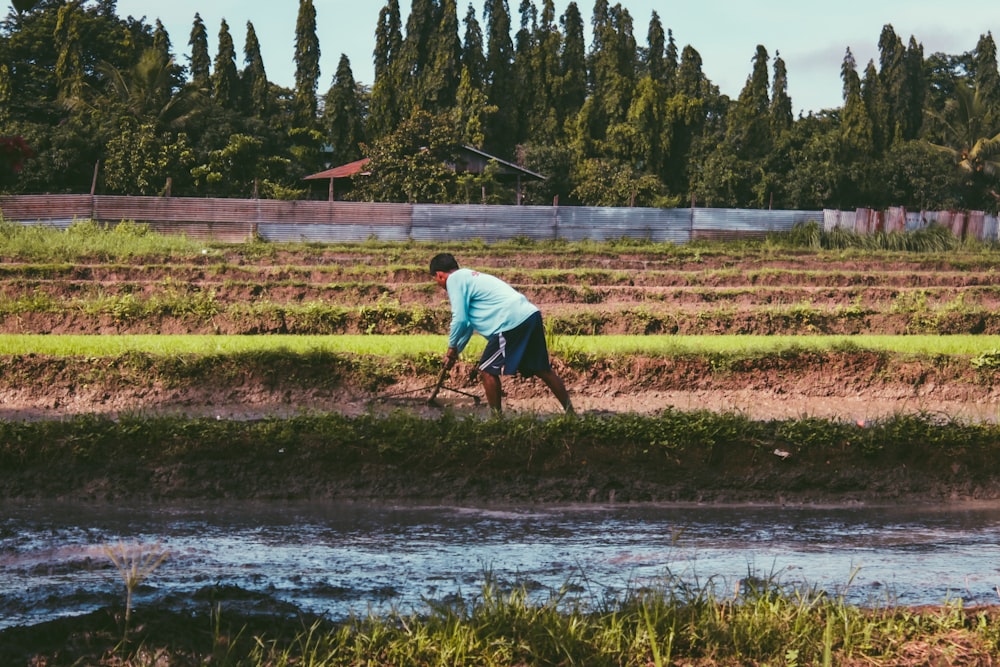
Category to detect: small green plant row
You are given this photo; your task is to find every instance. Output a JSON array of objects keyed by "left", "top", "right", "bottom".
[
  {"left": 3, "top": 258, "right": 1000, "bottom": 291},
  {"left": 6, "top": 277, "right": 1000, "bottom": 313},
  {"left": 2, "top": 294, "right": 1000, "bottom": 335},
  {"left": 0, "top": 294, "right": 446, "bottom": 334},
  {"left": 2, "top": 333, "right": 1000, "bottom": 361}
]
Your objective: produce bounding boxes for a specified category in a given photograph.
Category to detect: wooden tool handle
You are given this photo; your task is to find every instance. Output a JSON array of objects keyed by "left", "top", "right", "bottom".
[{"left": 426, "top": 366, "right": 449, "bottom": 404}]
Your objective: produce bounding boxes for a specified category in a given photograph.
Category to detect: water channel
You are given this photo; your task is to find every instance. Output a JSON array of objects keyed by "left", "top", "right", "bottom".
[{"left": 3, "top": 500, "right": 1000, "bottom": 631}]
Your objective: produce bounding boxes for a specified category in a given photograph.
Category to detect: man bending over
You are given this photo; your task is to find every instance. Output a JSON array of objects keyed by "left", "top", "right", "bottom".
[{"left": 430, "top": 252, "right": 574, "bottom": 416}]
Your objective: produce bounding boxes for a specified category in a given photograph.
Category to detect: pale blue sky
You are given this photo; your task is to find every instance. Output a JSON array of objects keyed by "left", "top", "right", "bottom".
[{"left": 114, "top": 0, "right": 1000, "bottom": 116}]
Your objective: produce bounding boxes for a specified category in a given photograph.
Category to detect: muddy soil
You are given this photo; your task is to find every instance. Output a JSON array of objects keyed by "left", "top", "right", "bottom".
[{"left": 0, "top": 350, "right": 996, "bottom": 424}]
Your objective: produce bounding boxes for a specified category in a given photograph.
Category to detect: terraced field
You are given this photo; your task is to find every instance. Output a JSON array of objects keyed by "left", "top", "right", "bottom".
[
  {"left": 1, "top": 241, "right": 999, "bottom": 423},
  {"left": 7, "top": 228, "right": 1000, "bottom": 666}
]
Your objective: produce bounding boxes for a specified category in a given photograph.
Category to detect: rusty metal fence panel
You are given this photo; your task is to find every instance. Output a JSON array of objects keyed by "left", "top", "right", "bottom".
[
  {"left": 555, "top": 206, "right": 691, "bottom": 243},
  {"left": 258, "top": 201, "right": 412, "bottom": 242},
  {"left": 985, "top": 215, "right": 999, "bottom": 241},
  {"left": 260, "top": 221, "right": 411, "bottom": 242},
  {"left": 0, "top": 194, "right": 92, "bottom": 227},
  {"left": 691, "top": 208, "right": 822, "bottom": 241},
  {"left": 824, "top": 208, "right": 854, "bottom": 231},
  {"left": 966, "top": 211, "right": 986, "bottom": 241},
  {"left": 255, "top": 200, "right": 411, "bottom": 226},
  {"left": 905, "top": 211, "right": 927, "bottom": 231},
  {"left": 885, "top": 207, "right": 906, "bottom": 233},
  {"left": 94, "top": 196, "right": 255, "bottom": 241},
  {"left": 411, "top": 204, "right": 556, "bottom": 242}
]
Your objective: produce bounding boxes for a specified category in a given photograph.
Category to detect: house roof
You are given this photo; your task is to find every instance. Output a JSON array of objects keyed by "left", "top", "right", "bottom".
[
  {"left": 303, "top": 147, "right": 546, "bottom": 182},
  {"left": 456, "top": 145, "right": 546, "bottom": 181},
  {"left": 303, "top": 158, "right": 371, "bottom": 180}
]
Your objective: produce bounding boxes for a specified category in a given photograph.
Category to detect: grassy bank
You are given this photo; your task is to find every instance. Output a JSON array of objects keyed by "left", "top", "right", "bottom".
[
  {"left": 2, "top": 410, "right": 999, "bottom": 504},
  {"left": 5, "top": 575, "right": 998, "bottom": 666}
]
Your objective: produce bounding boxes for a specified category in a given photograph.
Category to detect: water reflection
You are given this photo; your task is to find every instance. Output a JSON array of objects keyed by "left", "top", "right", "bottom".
[{"left": 3, "top": 501, "right": 1000, "bottom": 630}]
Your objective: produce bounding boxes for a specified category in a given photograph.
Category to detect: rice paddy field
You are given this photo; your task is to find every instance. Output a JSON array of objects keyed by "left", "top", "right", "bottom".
[
  {"left": 2, "top": 221, "right": 1000, "bottom": 424},
  {"left": 3, "top": 220, "right": 1000, "bottom": 665}
]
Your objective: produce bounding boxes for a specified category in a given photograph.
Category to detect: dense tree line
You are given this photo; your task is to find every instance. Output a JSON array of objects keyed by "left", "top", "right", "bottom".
[{"left": 1, "top": 0, "right": 999, "bottom": 211}]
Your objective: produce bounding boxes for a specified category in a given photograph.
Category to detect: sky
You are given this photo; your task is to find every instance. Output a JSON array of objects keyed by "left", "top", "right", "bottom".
[{"left": 113, "top": 0, "right": 1000, "bottom": 117}]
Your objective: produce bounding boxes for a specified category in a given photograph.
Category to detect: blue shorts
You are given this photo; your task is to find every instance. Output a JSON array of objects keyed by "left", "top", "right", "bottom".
[{"left": 478, "top": 311, "right": 552, "bottom": 377}]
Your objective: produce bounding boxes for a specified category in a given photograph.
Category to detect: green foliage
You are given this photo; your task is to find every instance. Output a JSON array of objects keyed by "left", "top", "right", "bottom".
[
  {"left": 2, "top": 0, "right": 998, "bottom": 211},
  {"left": 5, "top": 409, "right": 997, "bottom": 470},
  {"left": 971, "top": 349, "right": 1000, "bottom": 369},
  {"left": 357, "top": 295, "right": 437, "bottom": 334},
  {"left": 192, "top": 133, "right": 293, "bottom": 197},
  {"left": 571, "top": 157, "right": 676, "bottom": 207},
  {"left": 925, "top": 83, "right": 1000, "bottom": 209},
  {"left": 0, "top": 219, "right": 204, "bottom": 261},
  {"left": 770, "top": 221, "right": 963, "bottom": 252},
  {"left": 354, "top": 110, "right": 462, "bottom": 203}
]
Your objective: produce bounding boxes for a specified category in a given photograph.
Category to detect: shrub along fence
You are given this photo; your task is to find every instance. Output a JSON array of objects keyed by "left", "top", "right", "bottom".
[{"left": 0, "top": 194, "right": 996, "bottom": 244}]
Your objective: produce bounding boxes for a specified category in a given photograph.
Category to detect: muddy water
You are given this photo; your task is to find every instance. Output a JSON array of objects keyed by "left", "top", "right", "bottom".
[{"left": 3, "top": 501, "right": 1000, "bottom": 631}]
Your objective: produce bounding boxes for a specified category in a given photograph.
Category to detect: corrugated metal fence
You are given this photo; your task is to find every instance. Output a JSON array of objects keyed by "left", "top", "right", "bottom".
[
  {"left": 1, "top": 194, "right": 996, "bottom": 244},
  {"left": 823, "top": 207, "right": 1000, "bottom": 241}
]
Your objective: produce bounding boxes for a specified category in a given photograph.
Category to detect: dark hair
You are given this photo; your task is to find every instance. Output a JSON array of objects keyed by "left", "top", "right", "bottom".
[{"left": 430, "top": 253, "right": 460, "bottom": 275}]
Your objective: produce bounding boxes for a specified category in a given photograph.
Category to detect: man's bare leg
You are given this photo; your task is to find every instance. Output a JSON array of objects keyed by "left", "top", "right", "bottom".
[
  {"left": 537, "top": 368, "right": 574, "bottom": 414},
  {"left": 480, "top": 371, "right": 503, "bottom": 414}
]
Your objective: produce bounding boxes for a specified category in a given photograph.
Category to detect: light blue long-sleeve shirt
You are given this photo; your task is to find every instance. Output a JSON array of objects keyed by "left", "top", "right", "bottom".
[{"left": 445, "top": 268, "right": 539, "bottom": 352}]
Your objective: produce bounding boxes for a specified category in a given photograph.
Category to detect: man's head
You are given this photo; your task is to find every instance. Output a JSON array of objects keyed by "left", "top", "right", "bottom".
[{"left": 430, "top": 253, "right": 460, "bottom": 288}]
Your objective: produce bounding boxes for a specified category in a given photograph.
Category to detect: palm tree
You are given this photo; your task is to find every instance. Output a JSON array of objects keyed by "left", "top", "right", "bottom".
[
  {"left": 926, "top": 83, "right": 1000, "bottom": 203},
  {"left": 69, "top": 47, "right": 205, "bottom": 130}
]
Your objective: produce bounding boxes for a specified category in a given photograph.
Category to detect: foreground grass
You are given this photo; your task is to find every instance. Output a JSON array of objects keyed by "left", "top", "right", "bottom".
[
  {"left": 2, "top": 333, "right": 1000, "bottom": 358},
  {"left": 7, "top": 574, "right": 999, "bottom": 666},
  {"left": 235, "top": 582, "right": 1000, "bottom": 667}
]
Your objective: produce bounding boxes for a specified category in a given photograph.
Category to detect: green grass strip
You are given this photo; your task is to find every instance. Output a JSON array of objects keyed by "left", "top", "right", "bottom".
[{"left": 1, "top": 334, "right": 999, "bottom": 357}]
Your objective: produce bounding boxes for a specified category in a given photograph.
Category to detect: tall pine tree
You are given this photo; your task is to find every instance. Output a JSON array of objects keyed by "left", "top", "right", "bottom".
[
  {"left": 242, "top": 21, "right": 269, "bottom": 117},
  {"left": 398, "top": 0, "right": 437, "bottom": 113},
  {"left": 369, "top": 0, "right": 404, "bottom": 139},
  {"left": 425, "top": 0, "right": 462, "bottom": 112},
  {"left": 559, "top": 2, "right": 587, "bottom": 118},
  {"left": 840, "top": 47, "right": 874, "bottom": 158},
  {"left": 213, "top": 19, "right": 240, "bottom": 110},
  {"left": 862, "top": 59, "right": 886, "bottom": 153},
  {"left": 293, "top": 0, "right": 320, "bottom": 126},
  {"left": 528, "top": 0, "right": 564, "bottom": 143},
  {"left": 461, "top": 3, "right": 486, "bottom": 86},
  {"left": 188, "top": 13, "right": 210, "bottom": 87},
  {"left": 898, "top": 36, "right": 925, "bottom": 141},
  {"left": 54, "top": 2, "right": 83, "bottom": 103},
  {"left": 512, "top": 0, "right": 538, "bottom": 143},
  {"left": 770, "top": 50, "right": 793, "bottom": 135},
  {"left": 482, "top": 0, "right": 516, "bottom": 154},
  {"left": 323, "top": 54, "right": 366, "bottom": 163},
  {"left": 975, "top": 32, "right": 1000, "bottom": 111},
  {"left": 586, "top": 2, "right": 637, "bottom": 141},
  {"left": 664, "top": 28, "right": 678, "bottom": 93},
  {"left": 645, "top": 10, "right": 665, "bottom": 82},
  {"left": 876, "top": 24, "right": 904, "bottom": 148}
]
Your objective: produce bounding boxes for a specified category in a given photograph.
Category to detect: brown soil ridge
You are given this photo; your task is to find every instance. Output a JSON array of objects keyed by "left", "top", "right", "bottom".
[{"left": 0, "top": 351, "right": 995, "bottom": 424}]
